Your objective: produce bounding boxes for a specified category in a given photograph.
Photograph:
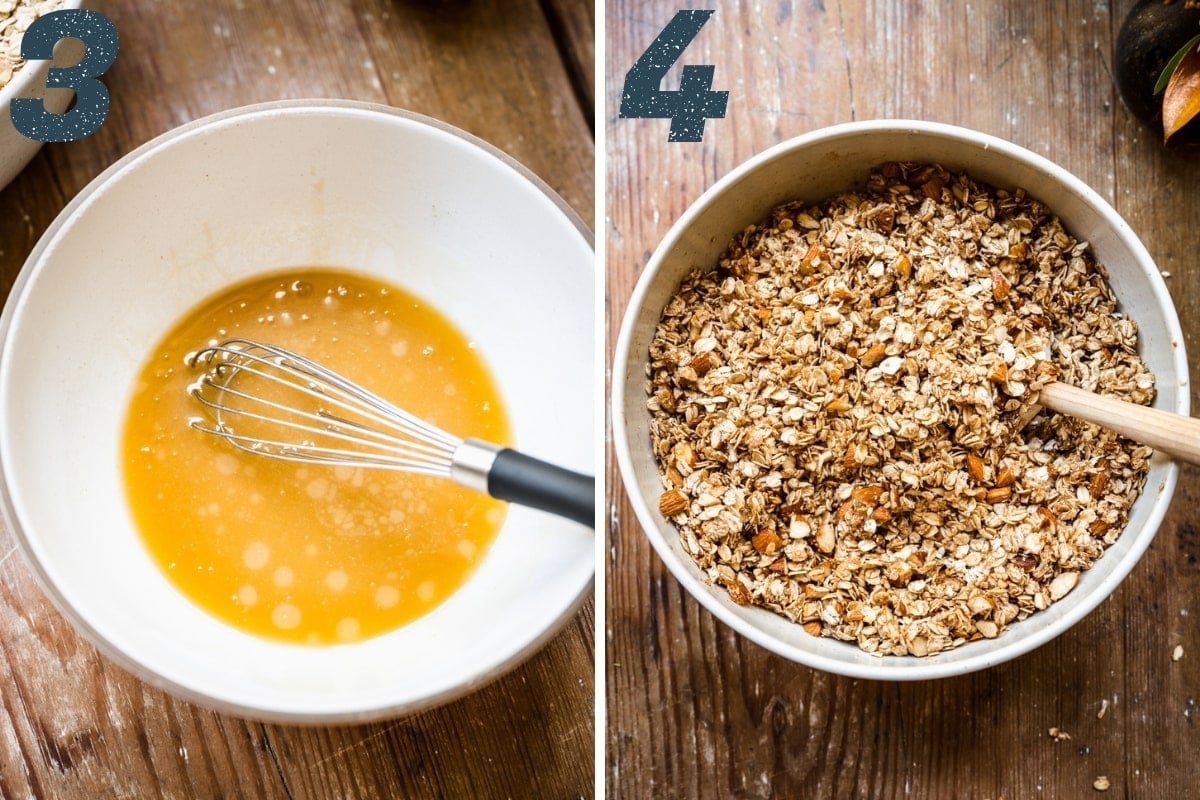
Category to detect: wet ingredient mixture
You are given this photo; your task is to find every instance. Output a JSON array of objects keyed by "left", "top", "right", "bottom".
[{"left": 123, "top": 269, "right": 511, "bottom": 644}]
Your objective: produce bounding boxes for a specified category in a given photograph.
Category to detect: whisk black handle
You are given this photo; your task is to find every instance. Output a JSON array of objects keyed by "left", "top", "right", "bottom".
[{"left": 488, "top": 449, "right": 595, "bottom": 528}]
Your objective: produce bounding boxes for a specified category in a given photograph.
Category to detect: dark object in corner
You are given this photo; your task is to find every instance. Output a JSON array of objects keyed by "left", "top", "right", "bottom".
[{"left": 1115, "top": 0, "right": 1200, "bottom": 144}]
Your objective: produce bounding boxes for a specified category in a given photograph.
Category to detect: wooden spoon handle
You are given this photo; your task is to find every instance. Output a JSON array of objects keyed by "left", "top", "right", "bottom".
[{"left": 1038, "top": 381, "right": 1200, "bottom": 465}]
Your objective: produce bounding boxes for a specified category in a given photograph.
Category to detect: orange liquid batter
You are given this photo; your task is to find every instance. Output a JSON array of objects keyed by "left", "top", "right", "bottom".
[{"left": 122, "top": 269, "right": 511, "bottom": 644}]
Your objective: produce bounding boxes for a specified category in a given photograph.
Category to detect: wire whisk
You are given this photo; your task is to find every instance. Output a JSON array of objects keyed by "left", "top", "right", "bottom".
[{"left": 186, "top": 338, "right": 594, "bottom": 527}]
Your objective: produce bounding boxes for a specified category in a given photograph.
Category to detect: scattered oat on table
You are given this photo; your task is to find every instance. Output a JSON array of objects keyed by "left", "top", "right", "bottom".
[
  {"left": 1172, "top": 644, "right": 1184, "bottom": 661},
  {"left": 1093, "top": 776, "right": 1111, "bottom": 792},
  {"left": 1048, "top": 726, "right": 1071, "bottom": 742},
  {"left": 647, "top": 162, "right": 1155, "bottom": 657},
  {"left": 0, "top": 0, "right": 68, "bottom": 90},
  {"left": 1097, "top": 698, "right": 1110, "bottom": 719}
]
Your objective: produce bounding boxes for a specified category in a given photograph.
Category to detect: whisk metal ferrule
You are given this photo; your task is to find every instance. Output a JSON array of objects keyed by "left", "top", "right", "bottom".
[{"left": 450, "top": 439, "right": 502, "bottom": 494}]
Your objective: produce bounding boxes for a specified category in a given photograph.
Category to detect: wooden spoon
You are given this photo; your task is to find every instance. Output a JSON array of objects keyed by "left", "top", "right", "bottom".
[{"left": 1031, "top": 381, "right": 1200, "bottom": 465}]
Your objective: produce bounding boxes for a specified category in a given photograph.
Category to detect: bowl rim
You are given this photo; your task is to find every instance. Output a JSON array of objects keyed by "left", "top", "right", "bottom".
[
  {"left": 611, "top": 118, "right": 1187, "bottom": 680},
  {"left": 0, "top": 98, "right": 595, "bottom": 722}
]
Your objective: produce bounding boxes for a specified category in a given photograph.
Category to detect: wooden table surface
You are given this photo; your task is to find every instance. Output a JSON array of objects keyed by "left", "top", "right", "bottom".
[
  {"left": 0, "top": 2, "right": 594, "bottom": 798},
  {"left": 606, "top": 1, "right": 1200, "bottom": 798}
]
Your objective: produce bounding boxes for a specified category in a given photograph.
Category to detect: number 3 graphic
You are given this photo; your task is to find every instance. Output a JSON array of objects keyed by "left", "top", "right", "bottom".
[{"left": 10, "top": 9, "right": 119, "bottom": 143}]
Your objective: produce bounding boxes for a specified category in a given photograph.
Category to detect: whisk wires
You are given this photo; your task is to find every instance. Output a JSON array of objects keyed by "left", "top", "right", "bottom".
[{"left": 186, "top": 338, "right": 462, "bottom": 476}]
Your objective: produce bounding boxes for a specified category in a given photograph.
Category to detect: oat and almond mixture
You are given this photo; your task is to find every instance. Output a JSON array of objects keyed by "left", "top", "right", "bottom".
[
  {"left": 0, "top": 0, "right": 66, "bottom": 90},
  {"left": 647, "top": 162, "right": 1156, "bottom": 656}
]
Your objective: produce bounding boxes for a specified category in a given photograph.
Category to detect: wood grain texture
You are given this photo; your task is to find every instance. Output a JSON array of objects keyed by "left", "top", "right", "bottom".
[
  {"left": 606, "top": 1, "right": 1200, "bottom": 797},
  {"left": 0, "top": 1, "right": 594, "bottom": 798},
  {"left": 544, "top": 0, "right": 597, "bottom": 125}
]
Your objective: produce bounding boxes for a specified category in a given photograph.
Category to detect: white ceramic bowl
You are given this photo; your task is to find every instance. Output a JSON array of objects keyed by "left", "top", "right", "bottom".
[
  {"left": 612, "top": 119, "right": 1187, "bottom": 680},
  {"left": 0, "top": 100, "right": 595, "bottom": 721},
  {"left": 0, "top": 0, "right": 91, "bottom": 191}
]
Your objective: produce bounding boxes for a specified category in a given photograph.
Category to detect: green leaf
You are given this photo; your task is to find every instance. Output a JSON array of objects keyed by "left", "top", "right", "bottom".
[{"left": 1155, "top": 32, "right": 1200, "bottom": 95}]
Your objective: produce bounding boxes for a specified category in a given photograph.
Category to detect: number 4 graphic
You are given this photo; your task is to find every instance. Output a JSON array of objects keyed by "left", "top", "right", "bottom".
[{"left": 619, "top": 10, "right": 728, "bottom": 143}]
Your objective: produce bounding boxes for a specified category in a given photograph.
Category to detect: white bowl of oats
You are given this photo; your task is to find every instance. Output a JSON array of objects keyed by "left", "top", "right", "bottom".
[
  {"left": 612, "top": 119, "right": 1187, "bottom": 678},
  {"left": 0, "top": 0, "right": 90, "bottom": 191}
]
